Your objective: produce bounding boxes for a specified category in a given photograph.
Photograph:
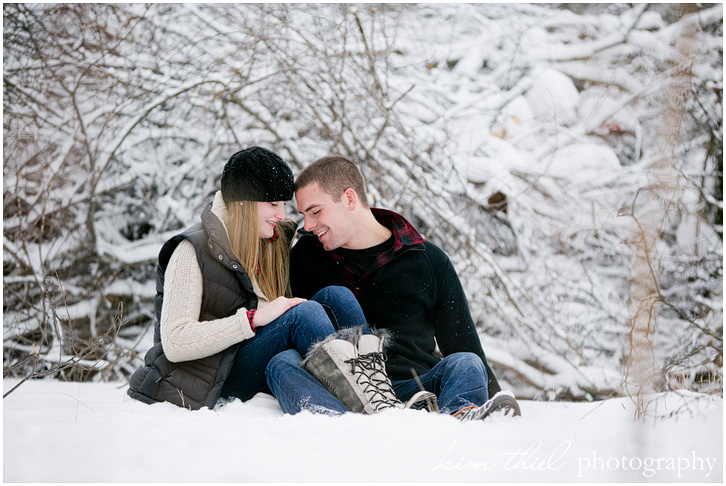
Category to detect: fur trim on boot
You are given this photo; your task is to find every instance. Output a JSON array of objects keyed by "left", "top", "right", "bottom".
[{"left": 301, "top": 325, "right": 365, "bottom": 368}]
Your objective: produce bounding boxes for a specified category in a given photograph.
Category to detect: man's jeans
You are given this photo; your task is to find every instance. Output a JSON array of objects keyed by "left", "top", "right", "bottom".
[
  {"left": 221, "top": 286, "right": 367, "bottom": 402},
  {"left": 392, "top": 352, "right": 490, "bottom": 414}
]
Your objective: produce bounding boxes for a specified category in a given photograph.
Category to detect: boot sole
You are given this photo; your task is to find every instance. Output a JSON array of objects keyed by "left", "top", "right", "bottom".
[{"left": 479, "top": 393, "right": 521, "bottom": 420}]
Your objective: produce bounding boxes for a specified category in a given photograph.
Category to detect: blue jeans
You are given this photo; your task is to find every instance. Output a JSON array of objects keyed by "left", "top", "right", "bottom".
[
  {"left": 265, "top": 287, "right": 370, "bottom": 415},
  {"left": 305, "top": 285, "right": 369, "bottom": 333},
  {"left": 216, "top": 287, "right": 365, "bottom": 401},
  {"left": 391, "top": 352, "right": 490, "bottom": 414},
  {"left": 221, "top": 286, "right": 366, "bottom": 402}
]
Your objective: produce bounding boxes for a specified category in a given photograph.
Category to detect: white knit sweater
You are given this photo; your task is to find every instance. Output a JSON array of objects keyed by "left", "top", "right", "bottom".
[{"left": 160, "top": 192, "right": 269, "bottom": 363}]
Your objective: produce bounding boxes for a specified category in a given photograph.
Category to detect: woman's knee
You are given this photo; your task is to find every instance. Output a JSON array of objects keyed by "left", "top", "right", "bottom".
[
  {"left": 312, "top": 285, "right": 355, "bottom": 305},
  {"left": 286, "top": 300, "right": 327, "bottom": 323},
  {"left": 288, "top": 300, "right": 335, "bottom": 337}
]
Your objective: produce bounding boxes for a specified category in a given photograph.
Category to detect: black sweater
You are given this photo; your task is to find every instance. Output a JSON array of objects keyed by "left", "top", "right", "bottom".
[{"left": 290, "top": 208, "right": 501, "bottom": 396}]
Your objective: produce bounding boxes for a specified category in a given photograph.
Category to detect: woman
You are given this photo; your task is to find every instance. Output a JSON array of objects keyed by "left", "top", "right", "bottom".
[{"left": 127, "top": 146, "right": 367, "bottom": 413}]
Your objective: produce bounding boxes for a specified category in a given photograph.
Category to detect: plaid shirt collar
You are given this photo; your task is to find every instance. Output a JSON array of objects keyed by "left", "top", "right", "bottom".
[{"left": 325, "top": 208, "right": 425, "bottom": 291}]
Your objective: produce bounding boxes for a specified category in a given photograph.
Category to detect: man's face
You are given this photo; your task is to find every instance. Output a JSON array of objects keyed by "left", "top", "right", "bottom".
[{"left": 296, "top": 182, "right": 354, "bottom": 251}]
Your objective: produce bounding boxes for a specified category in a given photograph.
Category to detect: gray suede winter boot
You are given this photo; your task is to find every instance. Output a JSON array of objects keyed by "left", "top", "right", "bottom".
[
  {"left": 303, "top": 328, "right": 438, "bottom": 414},
  {"left": 303, "top": 336, "right": 370, "bottom": 413},
  {"left": 354, "top": 333, "right": 404, "bottom": 412},
  {"left": 356, "top": 333, "right": 439, "bottom": 413}
]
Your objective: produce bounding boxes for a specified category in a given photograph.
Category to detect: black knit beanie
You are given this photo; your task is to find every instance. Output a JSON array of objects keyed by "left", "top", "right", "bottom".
[{"left": 220, "top": 147, "right": 294, "bottom": 203}]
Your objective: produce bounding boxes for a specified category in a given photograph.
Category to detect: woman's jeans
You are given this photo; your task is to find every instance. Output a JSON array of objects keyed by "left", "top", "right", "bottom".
[
  {"left": 220, "top": 286, "right": 367, "bottom": 405},
  {"left": 263, "top": 286, "right": 374, "bottom": 415}
]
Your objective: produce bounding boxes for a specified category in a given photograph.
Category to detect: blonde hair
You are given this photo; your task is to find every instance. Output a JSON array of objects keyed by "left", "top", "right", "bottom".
[{"left": 226, "top": 201, "right": 294, "bottom": 299}]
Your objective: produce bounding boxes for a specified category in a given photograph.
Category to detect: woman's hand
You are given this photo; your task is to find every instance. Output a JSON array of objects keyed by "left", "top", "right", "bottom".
[{"left": 252, "top": 296, "right": 306, "bottom": 328}]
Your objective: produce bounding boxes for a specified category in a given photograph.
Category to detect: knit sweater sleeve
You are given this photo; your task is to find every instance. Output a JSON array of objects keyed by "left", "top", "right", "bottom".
[{"left": 160, "top": 239, "right": 255, "bottom": 363}]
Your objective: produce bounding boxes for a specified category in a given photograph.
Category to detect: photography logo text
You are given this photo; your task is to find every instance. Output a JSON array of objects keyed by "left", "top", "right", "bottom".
[
  {"left": 433, "top": 440, "right": 570, "bottom": 473},
  {"left": 578, "top": 450, "right": 718, "bottom": 479},
  {"left": 432, "top": 441, "right": 719, "bottom": 480}
]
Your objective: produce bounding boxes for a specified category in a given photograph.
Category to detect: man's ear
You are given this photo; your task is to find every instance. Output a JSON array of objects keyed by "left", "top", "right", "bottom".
[{"left": 343, "top": 188, "right": 357, "bottom": 211}]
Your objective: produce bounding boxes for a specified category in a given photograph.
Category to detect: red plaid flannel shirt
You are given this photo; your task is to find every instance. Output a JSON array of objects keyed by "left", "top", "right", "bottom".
[{"left": 326, "top": 208, "right": 425, "bottom": 294}]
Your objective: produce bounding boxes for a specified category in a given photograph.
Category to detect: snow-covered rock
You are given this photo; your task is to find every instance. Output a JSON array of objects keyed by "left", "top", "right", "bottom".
[
  {"left": 525, "top": 67, "right": 580, "bottom": 126},
  {"left": 544, "top": 143, "right": 622, "bottom": 181}
]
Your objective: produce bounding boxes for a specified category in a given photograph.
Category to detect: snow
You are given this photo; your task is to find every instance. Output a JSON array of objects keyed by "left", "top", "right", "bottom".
[
  {"left": 544, "top": 143, "right": 622, "bottom": 181},
  {"left": 3, "top": 5, "right": 722, "bottom": 479},
  {"left": 96, "top": 235, "right": 170, "bottom": 266},
  {"left": 3, "top": 379, "right": 721, "bottom": 483},
  {"left": 525, "top": 67, "right": 580, "bottom": 126}
]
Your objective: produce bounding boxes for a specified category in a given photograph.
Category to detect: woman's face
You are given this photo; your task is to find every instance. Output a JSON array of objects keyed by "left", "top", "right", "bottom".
[{"left": 256, "top": 201, "right": 287, "bottom": 239}]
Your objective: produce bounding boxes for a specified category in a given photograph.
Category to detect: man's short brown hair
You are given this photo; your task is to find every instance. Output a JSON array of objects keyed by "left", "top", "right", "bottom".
[{"left": 294, "top": 155, "right": 369, "bottom": 207}]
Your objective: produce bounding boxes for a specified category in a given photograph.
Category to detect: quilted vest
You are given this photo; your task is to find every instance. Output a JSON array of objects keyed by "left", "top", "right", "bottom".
[{"left": 127, "top": 202, "right": 257, "bottom": 410}]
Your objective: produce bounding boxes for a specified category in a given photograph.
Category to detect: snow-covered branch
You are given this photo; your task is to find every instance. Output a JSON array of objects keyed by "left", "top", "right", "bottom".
[{"left": 4, "top": 4, "right": 722, "bottom": 400}]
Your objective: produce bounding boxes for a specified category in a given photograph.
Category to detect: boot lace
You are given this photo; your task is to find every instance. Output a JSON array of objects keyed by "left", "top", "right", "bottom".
[{"left": 345, "top": 351, "right": 401, "bottom": 412}]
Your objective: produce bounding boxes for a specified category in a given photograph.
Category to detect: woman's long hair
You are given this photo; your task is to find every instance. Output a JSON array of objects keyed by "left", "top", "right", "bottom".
[{"left": 226, "top": 201, "right": 294, "bottom": 300}]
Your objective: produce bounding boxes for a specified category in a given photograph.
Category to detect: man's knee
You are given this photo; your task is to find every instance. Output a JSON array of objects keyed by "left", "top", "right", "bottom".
[{"left": 443, "top": 352, "right": 488, "bottom": 378}]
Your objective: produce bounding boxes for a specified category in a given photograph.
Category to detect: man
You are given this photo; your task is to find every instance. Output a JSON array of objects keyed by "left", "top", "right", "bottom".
[{"left": 288, "top": 155, "right": 520, "bottom": 420}]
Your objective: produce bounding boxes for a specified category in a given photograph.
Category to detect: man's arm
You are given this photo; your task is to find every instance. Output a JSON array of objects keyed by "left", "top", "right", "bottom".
[
  {"left": 428, "top": 243, "right": 502, "bottom": 394},
  {"left": 430, "top": 249, "right": 486, "bottom": 358}
]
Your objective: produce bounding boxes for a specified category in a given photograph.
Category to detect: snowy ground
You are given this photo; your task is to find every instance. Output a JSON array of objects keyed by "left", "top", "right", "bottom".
[{"left": 3, "top": 379, "right": 721, "bottom": 483}]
